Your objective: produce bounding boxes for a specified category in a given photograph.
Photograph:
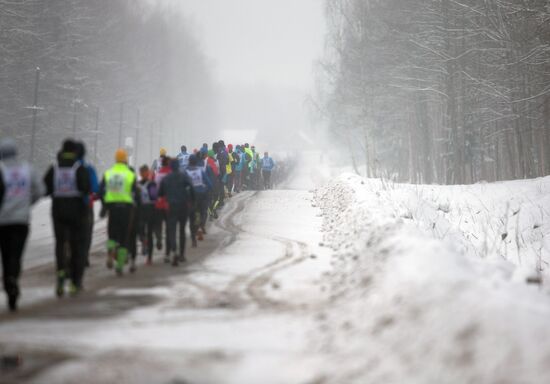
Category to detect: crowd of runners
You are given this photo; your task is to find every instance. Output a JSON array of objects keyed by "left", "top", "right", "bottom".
[{"left": 0, "top": 137, "right": 278, "bottom": 312}]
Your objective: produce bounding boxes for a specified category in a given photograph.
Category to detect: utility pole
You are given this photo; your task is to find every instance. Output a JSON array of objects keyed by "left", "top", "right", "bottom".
[
  {"left": 135, "top": 108, "right": 140, "bottom": 167},
  {"left": 172, "top": 126, "right": 176, "bottom": 148},
  {"left": 159, "top": 118, "right": 164, "bottom": 148},
  {"left": 94, "top": 107, "right": 100, "bottom": 167},
  {"left": 72, "top": 101, "right": 78, "bottom": 137},
  {"left": 150, "top": 122, "right": 154, "bottom": 162},
  {"left": 118, "top": 102, "right": 124, "bottom": 148},
  {"left": 27, "top": 67, "right": 42, "bottom": 163}
]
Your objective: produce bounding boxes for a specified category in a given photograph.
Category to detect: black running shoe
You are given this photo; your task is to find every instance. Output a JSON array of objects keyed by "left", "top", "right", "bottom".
[{"left": 7, "top": 295, "right": 17, "bottom": 312}]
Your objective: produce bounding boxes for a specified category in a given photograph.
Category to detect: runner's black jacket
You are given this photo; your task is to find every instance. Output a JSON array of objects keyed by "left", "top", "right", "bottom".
[{"left": 43, "top": 152, "right": 90, "bottom": 220}]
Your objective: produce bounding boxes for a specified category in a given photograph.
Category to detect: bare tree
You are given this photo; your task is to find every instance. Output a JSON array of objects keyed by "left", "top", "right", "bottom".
[{"left": 316, "top": 0, "right": 550, "bottom": 184}]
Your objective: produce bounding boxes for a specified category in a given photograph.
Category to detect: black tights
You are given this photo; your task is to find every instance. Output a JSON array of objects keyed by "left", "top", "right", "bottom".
[{"left": 0, "top": 225, "right": 29, "bottom": 299}]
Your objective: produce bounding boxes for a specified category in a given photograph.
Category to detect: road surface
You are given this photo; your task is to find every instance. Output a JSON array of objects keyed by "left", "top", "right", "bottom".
[{"left": 0, "top": 186, "right": 333, "bottom": 384}]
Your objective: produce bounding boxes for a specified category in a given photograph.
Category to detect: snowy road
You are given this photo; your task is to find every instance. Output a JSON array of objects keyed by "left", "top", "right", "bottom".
[{"left": 0, "top": 189, "right": 334, "bottom": 384}]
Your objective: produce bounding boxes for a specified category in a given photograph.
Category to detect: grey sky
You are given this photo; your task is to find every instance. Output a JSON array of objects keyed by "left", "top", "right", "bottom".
[{"left": 178, "top": 0, "right": 326, "bottom": 91}]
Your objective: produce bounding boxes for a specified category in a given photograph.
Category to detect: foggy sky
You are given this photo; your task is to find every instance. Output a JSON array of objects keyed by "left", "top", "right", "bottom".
[
  {"left": 175, "top": 0, "right": 326, "bottom": 148},
  {"left": 178, "top": 0, "right": 325, "bottom": 91}
]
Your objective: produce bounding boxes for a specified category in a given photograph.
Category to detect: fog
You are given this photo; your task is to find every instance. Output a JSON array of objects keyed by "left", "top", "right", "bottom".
[
  {"left": 0, "top": 0, "right": 325, "bottom": 171},
  {"left": 3, "top": 0, "right": 546, "bottom": 181},
  {"left": 317, "top": 0, "right": 550, "bottom": 184},
  {"left": 177, "top": 0, "right": 326, "bottom": 152}
]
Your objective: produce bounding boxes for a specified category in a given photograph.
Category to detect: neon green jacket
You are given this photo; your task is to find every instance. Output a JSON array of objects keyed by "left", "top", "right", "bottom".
[{"left": 103, "top": 163, "right": 135, "bottom": 204}]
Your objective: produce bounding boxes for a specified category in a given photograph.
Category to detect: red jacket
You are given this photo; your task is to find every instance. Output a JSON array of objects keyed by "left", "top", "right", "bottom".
[
  {"left": 154, "top": 166, "right": 171, "bottom": 184},
  {"left": 207, "top": 157, "right": 219, "bottom": 177},
  {"left": 154, "top": 166, "right": 171, "bottom": 210}
]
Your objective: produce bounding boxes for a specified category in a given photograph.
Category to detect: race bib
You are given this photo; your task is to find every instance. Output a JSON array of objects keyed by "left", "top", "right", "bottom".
[
  {"left": 3, "top": 165, "right": 30, "bottom": 198},
  {"left": 139, "top": 184, "right": 150, "bottom": 203},
  {"left": 107, "top": 173, "right": 126, "bottom": 193},
  {"left": 53, "top": 163, "right": 80, "bottom": 197},
  {"left": 187, "top": 169, "right": 204, "bottom": 187}
]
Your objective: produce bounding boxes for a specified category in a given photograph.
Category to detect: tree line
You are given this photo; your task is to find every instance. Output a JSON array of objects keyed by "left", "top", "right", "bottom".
[
  {"left": 316, "top": 0, "right": 550, "bottom": 184},
  {"left": 0, "top": 0, "right": 218, "bottom": 171}
]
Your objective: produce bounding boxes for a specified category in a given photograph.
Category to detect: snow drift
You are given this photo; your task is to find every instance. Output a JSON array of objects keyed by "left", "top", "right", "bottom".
[{"left": 312, "top": 174, "right": 550, "bottom": 384}]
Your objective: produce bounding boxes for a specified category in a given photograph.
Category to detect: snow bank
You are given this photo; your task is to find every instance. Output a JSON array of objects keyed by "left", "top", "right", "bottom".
[{"left": 312, "top": 174, "right": 550, "bottom": 383}]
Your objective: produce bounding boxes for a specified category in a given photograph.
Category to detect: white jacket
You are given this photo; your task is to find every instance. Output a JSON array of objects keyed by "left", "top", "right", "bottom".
[{"left": 0, "top": 158, "right": 44, "bottom": 225}]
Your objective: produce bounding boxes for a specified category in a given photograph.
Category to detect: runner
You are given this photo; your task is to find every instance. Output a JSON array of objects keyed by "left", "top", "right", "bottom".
[
  {"left": 248, "top": 147, "right": 259, "bottom": 190},
  {"left": 99, "top": 149, "right": 137, "bottom": 276},
  {"left": 243, "top": 143, "right": 254, "bottom": 190},
  {"left": 158, "top": 159, "right": 195, "bottom": 266},
  {"left": 154, "top": 156, "right": 171, "bottom": 262},
  {"left": 151, "top": 148, "right": 167, "bottom": 173},
  {"left": 198, "top": 149, "right": 216, "bottom": 228},
  {"left": 251, "top": 146, "right": 261, "bottom": 190},
  {"left": 216, "top": 141, "right": 228, "bottom": 207},
  {"left": 206, "top": 149, "right": 220, "bottom": 219},
  {"left": 128, "top": 163, "right": 141, "bottom": 273},
  {"left": 226, "top": 144, "right": 235, "bottom": 197},
  {"left": 44, "top": 140, "right": 91, "bottom": 296},
  {"left": 233, "top": 145, "right": 244, "bottom": 193},
  {"left": 137, "top": 165, "right": 157, "bottom": 265},
  {"left": 176, "top": 145, "right": 190, "bottom": 172},
  {"left": 261, "top": 152, "right": 275, "bottom": 190},
  {"left": 0, "top": 138, "right": 44, "bottom": 311},
  {"left": 185, "top": 154, "right": 212, "bottom": 246}
]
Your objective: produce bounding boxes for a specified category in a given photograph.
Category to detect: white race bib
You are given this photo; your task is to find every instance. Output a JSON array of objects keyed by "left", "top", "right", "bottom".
[
  {"left": 54, "top": 163, "right": 81, "bottom": 198},
  {"left": 186, "top": 168, "right": 204, "bottom": 188},
  {"left": 1, "top": 164, "right": 30, "bottom": 199}
]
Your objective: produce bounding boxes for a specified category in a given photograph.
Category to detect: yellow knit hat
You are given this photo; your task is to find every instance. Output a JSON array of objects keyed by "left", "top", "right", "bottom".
[{"left": 115, "top": 148, "right": 128, "bottom": 163}]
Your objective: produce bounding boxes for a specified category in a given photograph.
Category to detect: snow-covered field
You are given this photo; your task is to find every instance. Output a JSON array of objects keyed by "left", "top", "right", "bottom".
[{"left": 312, "top": 173, "right": 550, "bottom": 383}]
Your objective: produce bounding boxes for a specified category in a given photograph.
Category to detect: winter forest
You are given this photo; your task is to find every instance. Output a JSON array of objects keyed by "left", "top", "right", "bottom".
[
  {"left": 3, "top": 0, "right": 549, "bottom": 185},
  {"left": 316, "top": 0, "right": 550, "bottom": 184},
  {"left": 0, "top": 0, "right": 217, "bottom": 172}
]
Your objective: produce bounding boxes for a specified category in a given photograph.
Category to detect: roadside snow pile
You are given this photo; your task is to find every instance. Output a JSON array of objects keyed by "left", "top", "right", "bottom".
[
  {"left": 312, "top": 174, "right": 550, "bottom": 384},
  {"left": 376, "top": 177, "right": 550, "bottom": 282}
]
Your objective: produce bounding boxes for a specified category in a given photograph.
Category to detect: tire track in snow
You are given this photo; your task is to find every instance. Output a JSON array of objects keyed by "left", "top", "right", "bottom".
[
  {"left": 214, "top": 191, "right": 315, "bottom": 311},
  {"left": 245, "top": 239, "right": 311, "bottom": 310},
  {"left": 170, "top": 191, "right": 255, "bottom": 309},
  {"left": 171, "top": 190, "right": 317, "bottom": 312}
]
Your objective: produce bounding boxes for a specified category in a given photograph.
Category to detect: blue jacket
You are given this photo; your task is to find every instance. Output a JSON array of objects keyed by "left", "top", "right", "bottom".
[
  {"left": 80, "top": 160, "right": 99, "bottom": 205},
  {"left": 237, "top": 150, "right": 248, "bottom": 172},
  {"left": 86, "top": 163, "right": 99, "bottom": 194},
  {"left": 261, "top": 157, "right": 275, "bottom": 171},
  {"left": 186, "top": 166, "right": 212, "bottom": 194}
]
